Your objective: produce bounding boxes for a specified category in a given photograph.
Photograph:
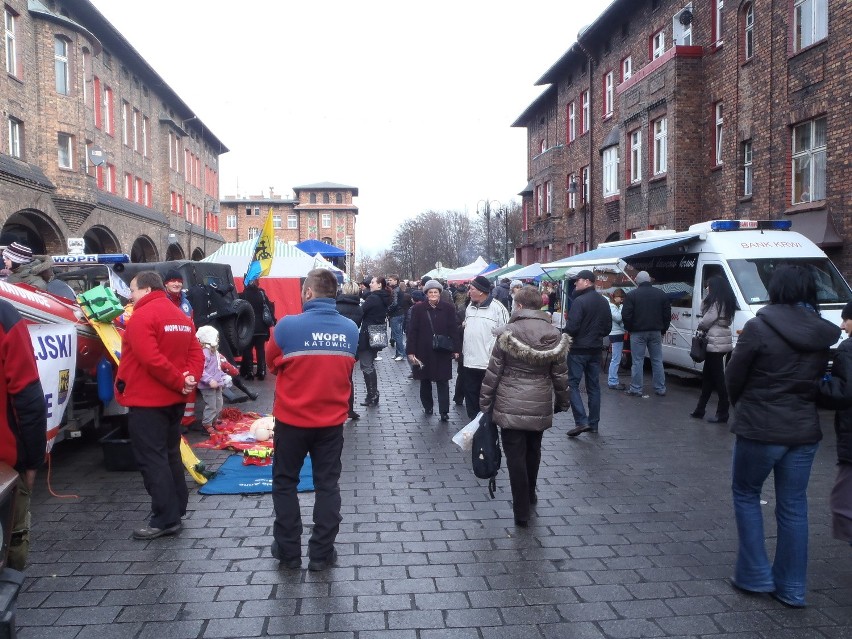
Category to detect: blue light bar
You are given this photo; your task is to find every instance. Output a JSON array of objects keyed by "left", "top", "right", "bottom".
[
  {"left": 52, "top": 254, "right": 130, "bottom": 265},
  {"left": 710, "top": 220, "right": 741, "bottom": 231},
  {"left": 709, "top": 219, "right": 793, "bottom": 232}
]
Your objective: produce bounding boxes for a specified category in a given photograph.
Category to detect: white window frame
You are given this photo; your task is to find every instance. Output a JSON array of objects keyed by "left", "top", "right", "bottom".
[
  {"left": 321, "top": 212, "right": 332, "bottom": 228},
  {"left": 715, "top": 102, "right": 724, "bottom": 165},
  {"left": 653, "top": 117, "right": 668, "bottom": 175},
  {"left": 744, "top": 4, "right": 755, "bottom": 59},
  {"left": 622, "top": 56, "right": 632, "bottom": 82},
  {"left": 273, "top": 215, "right": 282, "bottom": 229},
  {"left": 545, "top": 181, "right": 552, "bottom": 215},
  {"left": 568, "top": 102, "right": 576, "bottom": 142},
  {"left": 568, "top": 174, "right": 577, "bottom": 209},
  {"left": 604, "top": 71, "right": 614, "bottom": 117},
  {"left": 54, "top": 37, "right": 69, "bottom": 95},
  {"left": 715, "top": 0, "right": 724, "bottom": 45},
  {"left": 226, "top": 214, "right": 236, "bottom": 229},
  {"left": 581, "top": 165, "right": 590, "bottom": 204},
  {"left": 743, "top": 140, "right": 753, "bottom": 197},
  {"left": 794, "top": 0, "right": 828, "bottom": 51},
  {"left": 58, "top": 133, "right": 73, "bottom": 169},
  {"left": 104, "top": 164, "right": 115, "bottom": 193},
  {"left": 652, "top": 31, "right": 666, "bottom": 59},
  {"left": 142, "top": 116, "right": 148, "bottom": 157},
  {"left": 602, "top": 147, "right": 619, "bottom": 197},
  {"left": 287, "top": 214, "right": 298, "bottom": 229},
  {"left": 4, "top": 9, "right": 17, "bottom": 76},
  {"left": 103, "top": 86, "right": 113, "bottom": 135},
  {"left": 248, "top": 227, "right": 259, "bottom": 239},
  {"left": 132, "top": 109, "right": 139, "bottom": 152},
  {"left": 536, "top": 185, "right": 542, "bottom": 216},
  {"left": 7, "top": 117, "right": 21, "bottom": 158},
  {"left": 581, "top": 91, "right": 590, "bottom": 133},
  {"left": 630, "top": 130, "right": 642, "bottom": 183},
  {"left": 792, "top": 117, "right": 826, "bottom": 204},
  {"left": 122, "top": 101, "right": 130, "bottom": 146}
]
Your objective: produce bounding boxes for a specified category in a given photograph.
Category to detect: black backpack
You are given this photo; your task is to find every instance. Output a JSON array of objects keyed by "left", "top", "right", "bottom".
[{"left": 471, "top": 411, "right": 501, "bottom": 499}]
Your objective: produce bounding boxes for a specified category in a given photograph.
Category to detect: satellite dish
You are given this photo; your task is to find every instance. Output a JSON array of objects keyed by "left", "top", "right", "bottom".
[
  {"left": 679, "top": 9, "right": 693, "bottom": 26},
  {"left": 88, "top": 145, "right": 106, "bottom": 167}
]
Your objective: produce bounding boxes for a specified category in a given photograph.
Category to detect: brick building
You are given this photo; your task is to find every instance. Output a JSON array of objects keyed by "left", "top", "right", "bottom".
[
  {"left": 219, "top": 181, "right": 359, "bottom": 272},
  {"left": 1, "top": 0, "right": 226, "bottom": 262},
  {"left": 513, "top": 0, "right": 850, "bottom": 275}
]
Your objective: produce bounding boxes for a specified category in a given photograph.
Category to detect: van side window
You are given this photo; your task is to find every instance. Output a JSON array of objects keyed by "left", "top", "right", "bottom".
[{"left": 627, "top": 253, "right": 698, "bottom": 309}]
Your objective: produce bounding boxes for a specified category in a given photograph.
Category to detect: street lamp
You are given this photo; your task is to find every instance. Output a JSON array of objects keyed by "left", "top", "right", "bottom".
[{"left": 476, "top": 199, "right": 502, "bottom": 263}]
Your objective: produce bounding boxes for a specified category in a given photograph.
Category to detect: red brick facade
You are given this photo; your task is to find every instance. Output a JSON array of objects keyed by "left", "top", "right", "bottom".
[
  {"left": 514, "top": 0, "right": 851, "bottom": 276},
  {"left": 0, "top": 0, "right": 226, "bottom": 261}
]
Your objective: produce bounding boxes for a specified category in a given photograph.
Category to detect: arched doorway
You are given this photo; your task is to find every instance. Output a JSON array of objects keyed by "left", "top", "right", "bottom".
[
  {"left": 83, "top": 225, "right": 121, "bottom": 254},
  {"left": 604, "top": 231, "right": 621, "bottom": 243},
  {"left": 0, "top": 209, "right": 64, "bottom": 254},
  {"left": 191, "top": 247, "right": 205, "bottom": 261},
  {"left": 130, "top": 236, "right": 159, "bottom": 263},
  {"left": 165, "top": 243, "right": 185, "bottom": 261}
]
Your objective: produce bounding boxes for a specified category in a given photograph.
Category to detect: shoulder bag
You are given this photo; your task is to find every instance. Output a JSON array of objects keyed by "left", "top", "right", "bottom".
[
  {"left": 426, "top": 308, "right": 454, "bottom": 352},
  {"left": 690, "top": 330, "right": 708, "bottom": 363},
  {"left": 260, "top": 291, "right": 276, "bottom": 327},
  {"left": 367, "top": 322, "right": 389, "bottom": 349}
]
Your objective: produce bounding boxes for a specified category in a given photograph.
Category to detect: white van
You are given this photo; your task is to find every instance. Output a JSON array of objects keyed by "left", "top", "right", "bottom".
[{"left": 545, "top": 219, "right": 852, "bottom": 371}]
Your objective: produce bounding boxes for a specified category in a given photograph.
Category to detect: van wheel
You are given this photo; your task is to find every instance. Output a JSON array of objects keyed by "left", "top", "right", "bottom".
[{"left": 222, "top": 300, "right": 255, "bottom": 352}]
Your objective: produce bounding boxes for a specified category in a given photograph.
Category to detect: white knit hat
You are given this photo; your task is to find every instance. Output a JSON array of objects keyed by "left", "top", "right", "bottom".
[{"left": 196, "top": 325, "right": 219, "bottom": 348}]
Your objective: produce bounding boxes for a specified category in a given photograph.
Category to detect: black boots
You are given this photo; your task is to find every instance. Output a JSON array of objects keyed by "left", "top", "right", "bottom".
[
  {"left": 360, "top": 371, "right": 379, "bottom": 406},
  {"left": 231, "top": 375, "right": 259, "bottom": 401}
]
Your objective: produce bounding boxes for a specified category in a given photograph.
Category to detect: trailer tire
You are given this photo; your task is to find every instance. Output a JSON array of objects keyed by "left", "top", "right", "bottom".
[{"left": 222, "top": 299, "right": 255, "bottom": 352}]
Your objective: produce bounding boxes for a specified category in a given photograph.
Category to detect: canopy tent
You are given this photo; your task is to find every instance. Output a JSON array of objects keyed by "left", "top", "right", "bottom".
[
  {"left": 445, "top": 256, "right": 490, "bottom": 283},
  {"left": 295, "top": 238, "right": 346, "bottom": 258},
  {"left": 509, "top": 262, "right": 562, "bottom": 281},
  {"left": 201, "top": 238, "right": 314, "bottom": 318},
  {"left": 311, "top": 253, "right": 346, "bottom": 283},
  {"left": 483, "top": 263, "right": 525, "bottom": 282},
  {"left": 422, "top": 265, "right": 455, "bottom": 280}
]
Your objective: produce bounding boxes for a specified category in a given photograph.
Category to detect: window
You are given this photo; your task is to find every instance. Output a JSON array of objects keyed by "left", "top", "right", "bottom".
[
  {"left": 132, "top": 109, "right": 139, "bottom": 152},
  {"left": 54, "top": 37, "right": 70, "bottom": 95},
  {"left": 144, "top": 182, "right": 152, "bottom": 207},
  {"left": 124, "top": 173, "right": 132, "bottom": 199},
  {"left": 336, "top": 193, "right": 343, "bottom": 204},
  {"left": 310, "top": 193, "right": 317, "bottom": 204},
  {"left": 714, "top": 0, "right": 724, "bottom": 44},
  {"left": 7, "top": 117, "right": 21, "bottom": 158},
  {"left": 567, "top": 174, "right": 577, "bottom": 209},
  {"left": 652, "top": 30, "right": 665, "bottom": 59},
  {"left": 93, "top": 77, "right": 102, "bottom": 128},
  {"left": 581, "top": 91, "right": 590, "bottom": 133},
  {"left": 792, "top": 117, "right": 826, "bottom": 204},
  {"left": 226, "top": 214, "right": 236, "bottom": 229},
  {"left": 545, "top": 181, "right": 552, "bottom": 215},
  {"left": 81, "top": 48, "right": 90, "bottom": 104},
  {"left": 287, "top": 214, "right": 297, "bottom": 229},
  {"left": 57, "top": 133, "right": 73, "bottom": 169},
  {"left": 535, "top": 184, "right": 542, "bottom": 216},
  {"left": 173, "top": 134, "right": 180, "bottom": 172},
  {"left": 248, "top": 227, "right": 259, "bottom": 239},
  {"left": 794, "top": 0, "right": 827, "bottom": 51},
  {"left": 103, "top": 86, "right": 114, "bottom": 135},
  {"left": 122, "top": 101, "right": 130, "bottom": 145},
  {"left": 744, "top": 4, "right": 755, "bottom": 59},
  {"left": 567, "top": 103, "right": 576, "bottom": 143},
  {"left": 602, "top": 147, "right": 619, "bottom": 197},
  {"left": 321, "top": 213, "right": 331, "bottom": 228},
  {"left": 715, "top": 102, "right": 724, "bottom": 165},
  {"left": 142, "top": 116, "right": 149, "bottom": 156},
  {"left": 4, "top": 9, "right": 17, "bottom": 77},
  {"left": 630, "top": 130, "right": 642, "bottom": 183},
  {"left": 253, "top": 206, "right": 260, "bottom": 216},
  {"left": 135, "top": 177, "right": 143, "bottom": 204},
  {"left": 603, "top": 71, "right": 614, "bottom": 117},
  {"left": 653, "top": 117, "right": 668, "bottom": 174},
  {"left": 273, "top": 215, "right": 282, "bottom": 229},
  {"left": 323, "top": 193, "right": 330, "bottom": 204},
  {"left": 104, "top": 164, "right": 116, "bottom": 193},
  {"left": 621, "top": 56, "right": 632, "bottom": 82},
  {"left": 539, "top": 138, "right": 546, "bottom": 154},
  {"left": 742, "top": 140, "right": 753, "bottom": 196},
  {"left": 581, "top": 165, "right": 590, "bottom": 203}
]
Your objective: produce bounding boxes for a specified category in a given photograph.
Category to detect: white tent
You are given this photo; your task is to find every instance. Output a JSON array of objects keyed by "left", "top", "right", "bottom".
[
  {"left": 445, "top": 256, "right": 489, "bottom": 283},
  {"left": 422, "top": 265, "right": 455, "bottom": 280},
  {"left": 201, "top": 238, "right": 316, "bottom": 277}
]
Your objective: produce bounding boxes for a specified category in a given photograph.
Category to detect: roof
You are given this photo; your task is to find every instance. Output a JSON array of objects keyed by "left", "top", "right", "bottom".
[
  {"left": 69, "top": 1, "right": 228, "bottom": 154},
  {"left": 96, "top": 192, "right": 167, "bottom": 224},
  {"left": 294, "top": 239, "right": 346, "bottom": 257},
  {"left": 0, "top": 155, "right": 55, "bottom": 189},
  {"left": 293, "top": 182, "right": 359, "bottom": 196},
  {"left": 534, "top": 44, "right": 585, "bottom": 86},
  {"left": 511, "top": 85, "right": 558, "bottom": 128}
]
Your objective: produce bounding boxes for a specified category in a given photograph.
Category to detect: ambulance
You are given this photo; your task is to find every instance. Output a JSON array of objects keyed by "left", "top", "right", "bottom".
[{"left": 544, "top": 219, "right": 852, "bottom": 371}]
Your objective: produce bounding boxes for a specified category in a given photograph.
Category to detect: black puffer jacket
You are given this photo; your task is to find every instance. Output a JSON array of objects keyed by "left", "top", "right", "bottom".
[
  {"left": 480, "top": 310, "right": 571, "bottom": 432},
  {"left": 336, "top": 294, "right": 363, "bottom": 328},
  {"left": 357, "top": 288, "right": 391, "bottom": 352},
  {"left": 819, "top": 336, "right": 852, "bottom": 464},
  {"left": 622, "top": 282, "right": 671, "bottom": 333},
  {"left": 565, "top": 287, "right": 612, "bottom": 352},
  {"left": 726, "top": 304, "right": 840, "bottom": 445}
]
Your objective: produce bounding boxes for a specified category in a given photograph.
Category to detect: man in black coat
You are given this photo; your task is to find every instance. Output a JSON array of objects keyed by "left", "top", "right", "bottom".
[
  {"left": 564, "top": 270, "right": 612, "bottom": 436},
  {"left": 622, "top": 270, "right": 671, "bottom": 397}
]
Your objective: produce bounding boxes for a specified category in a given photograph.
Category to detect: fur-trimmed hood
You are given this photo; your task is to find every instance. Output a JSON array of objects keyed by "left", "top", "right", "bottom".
[
  {"left": 495, "top": 310, "right": 571, "bottom": 365},
  {"left": 498, "top": 330, "right": 571, "bottom": 365}
]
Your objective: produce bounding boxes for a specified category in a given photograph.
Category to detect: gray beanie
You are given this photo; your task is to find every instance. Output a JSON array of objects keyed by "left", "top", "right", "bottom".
[
  {"left": 510, "top": 279, "right": 523, "bottom": 289},
  {"left": 423, "top": 279, "right": 443, "bottom": 293},
  {"left": 635, "top": 271, "right": 651, "bottom": 284}
]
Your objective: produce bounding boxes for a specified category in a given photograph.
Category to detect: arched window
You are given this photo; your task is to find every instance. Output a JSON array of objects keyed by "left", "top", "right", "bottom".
[{"left": 744, "top": 4, "right": 754, "bottom": 60}]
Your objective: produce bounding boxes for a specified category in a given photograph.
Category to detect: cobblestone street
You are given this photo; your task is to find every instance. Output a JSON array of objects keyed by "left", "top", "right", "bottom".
[{"left": 17, "top": 359, "right": 852, "bottom": 638}]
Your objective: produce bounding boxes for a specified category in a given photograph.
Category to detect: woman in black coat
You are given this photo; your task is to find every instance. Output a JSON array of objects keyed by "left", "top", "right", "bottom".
[
  {"left": 239, "top": 281, "right": 274, "bottom": 380},
  {"left": 406, "top": 280, "right": 460, "bottom": 421},
  {"left": 337, "top": 282, "right": 364, "bottom": 420},
  {"left": 725, "top": 264, "right": 840, "bottom": 607},
  {"left": 357, "top": 276, "right": 391, "bottom": 406}
]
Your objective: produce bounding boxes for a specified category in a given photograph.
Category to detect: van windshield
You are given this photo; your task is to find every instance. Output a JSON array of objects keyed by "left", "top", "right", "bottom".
[{"left": 729, "top": 258, "right": 852, "bottom": 305}]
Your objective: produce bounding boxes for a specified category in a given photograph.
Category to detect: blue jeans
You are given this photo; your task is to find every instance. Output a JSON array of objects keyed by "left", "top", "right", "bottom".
[
  {"left": 731, "top": 436, "right": 818, "bottom": 605},
  {"left": 389, "top": 315, "right": 407, "bottom": 358},
  {"left": 568, "top": 351, "right": 602, "bottom": 429},
  {"left": 629, "top": 331, "right": 666, "bottom": 394},
  {"left": 608, "top": 338, "right": 623, "bottom": 386}
]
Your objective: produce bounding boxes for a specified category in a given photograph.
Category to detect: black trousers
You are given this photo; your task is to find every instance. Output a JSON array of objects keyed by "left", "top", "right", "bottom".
[
  {"left": 453, "top": 357, "right": 466, "bottom": 402},
  {"left": 241, "top": 335, "right": 269, "bottom": 377},
  {"left": 696, "top": 351, "right": 729, "bottom": 416},
  {"left": 500, "top": 428, "right": 544, "bottom": 522},
  {"left": 127, "top": 404, "right": 188, "bottom": 529},
  {"left": 420, "top": 379, "right": 449, "bottom": 415},
  {"left": 272, "top": 422, "right": 344, "bottom": 561},
  {"left": 462, "top": 366, "right": 487, "bottom": 419}
]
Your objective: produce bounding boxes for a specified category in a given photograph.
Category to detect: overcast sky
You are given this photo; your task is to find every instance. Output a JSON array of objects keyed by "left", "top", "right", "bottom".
[{"left": 90, "top": 0, "right": 613, "bottom": 255}]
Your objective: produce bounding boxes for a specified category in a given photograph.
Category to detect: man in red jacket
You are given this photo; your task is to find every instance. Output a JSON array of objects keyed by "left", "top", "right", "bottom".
[
  {"left": 115, "top": 271, "right": 204, "bottom": 540},
  {"left": 0, "top": 298, "right": 46, "bottom": 570}
]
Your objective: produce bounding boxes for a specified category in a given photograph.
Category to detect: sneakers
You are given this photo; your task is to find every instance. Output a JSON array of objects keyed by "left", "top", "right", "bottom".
[
  {"left": 393, "top": 355, "right": 405, "bottom": 362},
  {"left": 624, "top": 389, "right": 643, "bottom": 397},
  {"left": 133, "top": 522, "right": 182, "bottom": 540},
  {"left": 608, "top": 383, "right": 626, "bottom": 390},
  {"left": 308, "top": 548, "right": 338, "bottom": 572},
  {"left": 374, "top": 355, "right": 383, "bottom": 361}
]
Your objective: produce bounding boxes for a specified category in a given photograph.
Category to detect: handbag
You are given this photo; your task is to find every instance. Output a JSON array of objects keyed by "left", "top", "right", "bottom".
[
  {"left": 690, "top": 330, "right": 708, "bottom": 363},
  {"left": 367, "top": 323, "right": 389, "bottom": 349},
  {"left": 425, "top": 309, "right": 454, "bottom": 352},
  {"left": 260, "top": 291, "right": 276, "bottom": 327}
]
